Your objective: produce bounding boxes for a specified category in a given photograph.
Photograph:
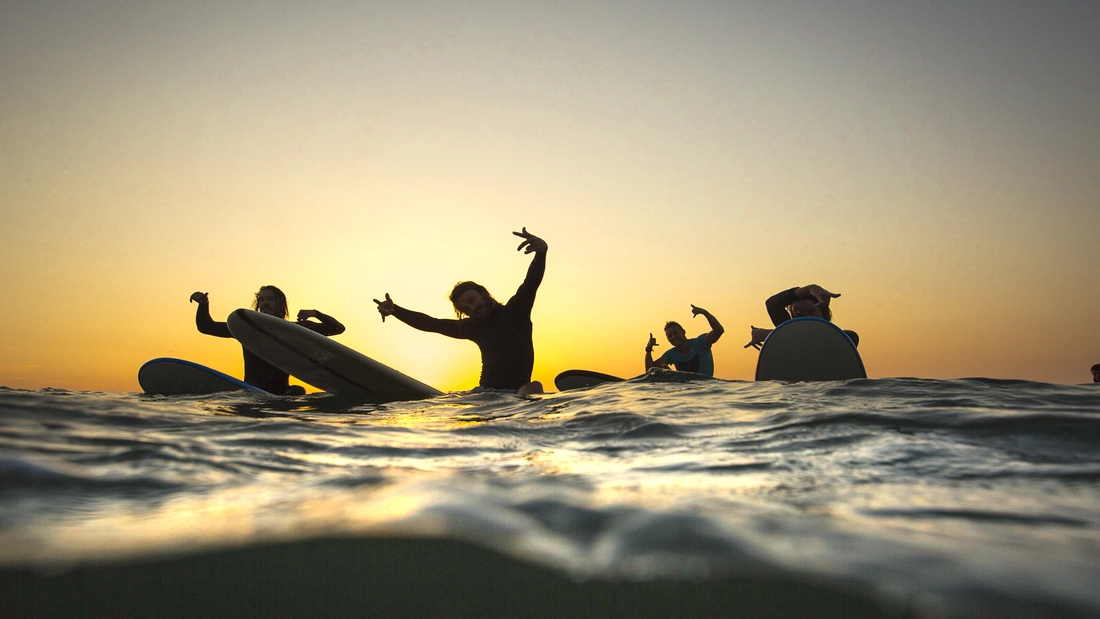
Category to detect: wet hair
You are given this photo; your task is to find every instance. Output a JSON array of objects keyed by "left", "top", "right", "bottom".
[
  {"left": 789, "top": 298, "right": 832, "bottom": 322},
  {"left": 449, "top": 281, "right": 497, "bottom": 319},
  {"left": 1092, "top": 364, "right": 1100, "bottom": 373},
  {"left": 253, "top": 285, "right": 289, "bottom": 319},
  {"left": 663, "top": 321, "right": 684, "bottom": 333}
]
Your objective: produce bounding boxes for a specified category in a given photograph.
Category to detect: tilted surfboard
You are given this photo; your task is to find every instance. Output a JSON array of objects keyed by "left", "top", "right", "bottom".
[
  {"left": 138, "top": 358, "right": 264, "bottom": 395},
  {"left": 226, "top": 309, "right": 442, "bottom": 402},
  {"left": 554, "top": 369, "right": 627, "bottom": 391},
  {"left": 755, "top": 317, "right": 866, "bottom": 382}
]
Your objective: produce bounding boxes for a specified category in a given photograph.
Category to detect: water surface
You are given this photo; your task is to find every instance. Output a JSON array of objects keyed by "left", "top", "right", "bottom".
[{"left": 2, "top": 374, "right": 1098, "bottom": 617}]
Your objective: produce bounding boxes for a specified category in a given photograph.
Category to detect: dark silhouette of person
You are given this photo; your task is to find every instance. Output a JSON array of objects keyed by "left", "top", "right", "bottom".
[
  {"left": 745, "top": 284, "right": 858, "bottom": 349},
  {"left": 645, "top": 306, "right": 724, "bottom": 375},
  {"left": 1092, "top": 363, "right": 1100, "bottom": 383},
  {"left": 374, "top": 228, "right": 547, "bottom": 395},
  {"left": 190, "top": 286, "right": 344, "bottom": 394}
]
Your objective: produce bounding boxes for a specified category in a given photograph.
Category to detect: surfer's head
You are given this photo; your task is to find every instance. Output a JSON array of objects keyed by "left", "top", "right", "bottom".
[
  {"left": 789, "top": 298, "right": 831, "bottom": 321},
  {"left": 663, "top": 321, "right": 688, "bottom": 348},
  {"left": 450, "top": 281, "right": 497, "bottom": 321},
  {"left": 253, "top": 286, "right": 288, "bottom": 318},
  {"left": 1092, "top": 364, "right": 1100, "bottom": 383}
]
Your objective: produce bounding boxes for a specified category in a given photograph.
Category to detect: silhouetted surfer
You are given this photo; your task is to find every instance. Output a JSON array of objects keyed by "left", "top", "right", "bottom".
[
  {"left": 645, "top": 306, "right": 725, "bottom": 376},
  {"left": 373, "top": 228, "right": 547, "bottom": 395},
  {"left": 744, "top": 284, "right": 858, "bottom": 349},
  {"left": 190, "top": 286, "right": 345, "bottom": 395},
  {"left": 1092, "top": 364, "right": 1100, "bottom": 383}
]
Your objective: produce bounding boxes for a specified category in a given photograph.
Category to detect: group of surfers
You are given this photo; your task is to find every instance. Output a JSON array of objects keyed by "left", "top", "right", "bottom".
[{"left": 190, "top": 228, "right": 858, "bottom": 395}]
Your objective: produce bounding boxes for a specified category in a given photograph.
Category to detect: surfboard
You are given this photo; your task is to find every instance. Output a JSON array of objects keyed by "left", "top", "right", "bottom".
[
  {"left": 754, "top": 317, "right": 866, "bottom": 381},
  {"left": 554, "top": 369, "right": 626, "bottom": 391},
  {"left": 226, "top": 309, "right": 443, "bottom": 402},
  {"left": 138, "top": 358, "right": 264, "bottom": 395}
]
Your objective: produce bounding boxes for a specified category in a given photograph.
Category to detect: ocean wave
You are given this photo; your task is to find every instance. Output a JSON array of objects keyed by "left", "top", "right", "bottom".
[{"left": 1, "top": 380, "right": 1099, "bottom": 617}]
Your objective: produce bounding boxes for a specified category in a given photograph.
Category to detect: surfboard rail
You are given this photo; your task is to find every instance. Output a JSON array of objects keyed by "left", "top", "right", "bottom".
[
  {"left": 227, "top": 309, "right": 442, "bottom": 402},
  {"left": 138, "top": 357, "right": 264, "bottom": 395}
]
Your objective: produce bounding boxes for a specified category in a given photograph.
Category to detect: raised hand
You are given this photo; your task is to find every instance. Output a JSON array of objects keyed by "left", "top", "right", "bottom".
[
  {"left": 513, "top": 227, "right": 547, "bottom": 254},
  {"left": 646, "top": 333, "right": 658, "bottom": 352},
  {"left": 190, "top": 291, "right": 208, "bottom": 304},
  {"left": 691, "top": 304, "right": 708, "bottom": 317},
  {"left": 296, "top": 309, "right": 318, "bottom": 323},
  {"left": 373, "top": 293, "right": 395, "bottom": 322},
  {"left": 799, "top": 284, "right": 840, "bottom": 306},
  {"left": 744, "top": 325, "right": 770, "bottom": 350}
]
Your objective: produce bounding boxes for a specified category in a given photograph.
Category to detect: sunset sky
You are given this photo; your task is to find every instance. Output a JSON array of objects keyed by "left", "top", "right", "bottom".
[{"left": 2, "top": 1, "right": 1098, "bottom": 392}]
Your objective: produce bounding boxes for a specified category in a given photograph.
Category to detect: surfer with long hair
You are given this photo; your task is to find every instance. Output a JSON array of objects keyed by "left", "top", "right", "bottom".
[
  {"left": 190, "top": 286, "right": 344, "bottom": 394},
  {"left": 373, "top": 228, "right": 547, "bottom": 395}
]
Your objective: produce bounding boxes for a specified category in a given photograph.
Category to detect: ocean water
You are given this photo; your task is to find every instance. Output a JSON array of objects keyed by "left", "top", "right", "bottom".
[{"left": 1, "top": 373, "right": 1099, "bottom": 618}]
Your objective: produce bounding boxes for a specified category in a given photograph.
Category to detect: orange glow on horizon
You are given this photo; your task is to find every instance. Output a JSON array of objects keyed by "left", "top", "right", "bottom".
[{"left": 2, "top": 4, "right": 1098, "bottom": 391}]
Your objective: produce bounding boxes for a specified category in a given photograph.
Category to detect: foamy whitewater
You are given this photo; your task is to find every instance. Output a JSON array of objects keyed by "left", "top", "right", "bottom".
[{"left": 2, "top": 374, "right": 1098, "bottom": 618}]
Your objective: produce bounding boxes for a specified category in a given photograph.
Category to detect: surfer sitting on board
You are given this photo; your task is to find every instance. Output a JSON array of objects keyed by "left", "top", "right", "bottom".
[
  {"left": 373, "top": 228, "right": 547, "bottom": 395},
  {"left": 190, "top": 286, "right": 345, "bottom": 395},
  {"left": 744, "top": 284, "right": 858, "bottom": 350},
  {"left": 645, "top": 306, "right": 724, "bottom": 376}
]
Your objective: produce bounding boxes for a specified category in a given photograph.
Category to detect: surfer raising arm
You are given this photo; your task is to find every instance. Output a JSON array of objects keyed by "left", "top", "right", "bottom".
[
  {"left": 645, "top": 305, "right": 724, "bottom": 376},
  {"left": 744, "top": 284, "right": 858, "bottom": 349},
  {"left": 295, "top": 309, "right": 345, "bottom": 334},
  {"left": 190, "top": 286, "right": 345, "bottom": 394},
  {"left": 374, "top": 228, "right": 548, "bottom": 395}
]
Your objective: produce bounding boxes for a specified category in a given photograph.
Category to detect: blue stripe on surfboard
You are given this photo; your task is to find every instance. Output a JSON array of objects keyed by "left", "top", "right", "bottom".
[{"left": 138, "top": 357, "right": 264, "bottom": 394}]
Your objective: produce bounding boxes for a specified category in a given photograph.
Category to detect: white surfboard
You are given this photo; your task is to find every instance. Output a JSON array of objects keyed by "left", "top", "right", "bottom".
[
  {"left": 138, "top": 358, "right": 264, "bottom": 395},
  {"left": 226, "top": 309, "right": 442, "bottom": 402},
  {"left": 755, "top": 317, "right": 866, "bottom": 381}
]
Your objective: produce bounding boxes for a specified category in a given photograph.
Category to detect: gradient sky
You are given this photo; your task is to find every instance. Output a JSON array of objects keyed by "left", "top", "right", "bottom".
[{"left": 2, "top": 1, "right": 1098, "bottom": 392}]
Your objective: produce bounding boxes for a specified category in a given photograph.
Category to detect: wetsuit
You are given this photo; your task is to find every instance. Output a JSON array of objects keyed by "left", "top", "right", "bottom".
[
  {"left": 657, "top": 334, "right": 715, "bottom": 376},
  {"left": 194, "top": 303, "right": 343, "bottom": 394},
  {"left": 766, "top": 287, "right": 860, "bottom": 347},
  {"left": 390, "top": 252, "right": 545, "bottom": 390}
]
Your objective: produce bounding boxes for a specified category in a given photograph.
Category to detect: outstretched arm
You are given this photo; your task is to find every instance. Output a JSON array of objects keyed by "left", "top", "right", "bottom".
[
  {"left": 692, "top": 305, "right": 724, "bottom": 345},
  {"left": 644, "top": 333, "right": 668, "bottom": 371},
  {"left": 509, "top": 227, "right": 547, "bottom": 311},
  {"left": 296, "top": 309, "right": 345, "bottom": 336},
  {"left": 191, "top": 291, "right": 232, "bottom": 338},
  {"left": 373, "top": 293, "right": 465, "bottom": 339}
]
